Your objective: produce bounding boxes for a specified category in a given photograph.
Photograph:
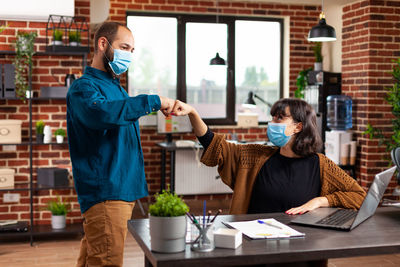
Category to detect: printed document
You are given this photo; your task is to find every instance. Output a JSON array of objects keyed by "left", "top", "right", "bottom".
[{"left": 224, "top": 218, "right": 305, "bottom": 239}]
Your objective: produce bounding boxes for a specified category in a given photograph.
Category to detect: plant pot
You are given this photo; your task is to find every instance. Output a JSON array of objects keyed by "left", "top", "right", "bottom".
[
  {"left": 51, "top": 40, "right": 63, "bottom": 46},
  {"left": 69, "top": 42, "right": 80, "bottom": 46},
  {"left": 149, "top": 215, "right": 187, "bottom": 253},
  {"left": 56, "top": 135, "right": 64, "bottom": 144},
  {"left": 51, "top": 214, "right": 66, "bottom": 229},
  {"left": 314, "top": 62, "right": 322, "bottom": 71},
  {"left": 36, "top": 134, "right": 44, "bottom": 143}
]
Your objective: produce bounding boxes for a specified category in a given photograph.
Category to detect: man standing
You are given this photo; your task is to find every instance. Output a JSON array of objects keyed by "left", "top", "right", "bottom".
[{"left": 67, "top": 22, "right": 175, "bottom": 267}]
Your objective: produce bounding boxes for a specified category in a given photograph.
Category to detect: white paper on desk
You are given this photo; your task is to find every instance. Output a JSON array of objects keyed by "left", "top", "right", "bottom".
[{"left": 224, "top": 219, "right": 305, "bottom": 239}]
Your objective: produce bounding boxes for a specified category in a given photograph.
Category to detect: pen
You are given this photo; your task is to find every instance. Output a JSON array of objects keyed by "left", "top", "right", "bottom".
[
  {"left": 257, "top": 219, "right": 283, "bottom": 230},
  {"left": 207, "top": 210, "right": 212, "bottom": 223},
  {"left": 186, "top": 212, "right": 194, "bottom": 223},
  {"left": 203, "top": 200, "right": 206, "bottom": 226},
  {"left": 190, "top": 213, "right": 202, "bottom": 231},
  {"left": 210, "top": 209, "right": 222, "bottom": 223}
]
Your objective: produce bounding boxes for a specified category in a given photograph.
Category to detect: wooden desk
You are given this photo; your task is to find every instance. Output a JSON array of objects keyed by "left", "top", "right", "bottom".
[{"left": 128, "top": 207, "right": 400, "bottom": 267}]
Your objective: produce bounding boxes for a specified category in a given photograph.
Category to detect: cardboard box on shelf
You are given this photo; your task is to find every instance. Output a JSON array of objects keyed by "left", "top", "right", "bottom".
[
  {"left": 0, "top": 120, "right": 22, "bottom": 144},
  {"left": 0, "top": 169, "right": 15, "bottom": 188}
]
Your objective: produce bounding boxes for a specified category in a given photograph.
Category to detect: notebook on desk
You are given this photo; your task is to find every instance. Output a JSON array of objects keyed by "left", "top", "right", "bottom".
[
  {"left": 291, "top": 166, "right": 396, "bottom": 231},
  {"left": 224, "top": 218, "right": 305, "bottom": 239}
]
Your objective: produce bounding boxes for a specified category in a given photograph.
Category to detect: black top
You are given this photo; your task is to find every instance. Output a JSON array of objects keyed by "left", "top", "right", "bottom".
[
  {"left": 197, "top": 127, "right": 214, "bottom": 149},
  {"left": 247, "top": 151, "right": 321, "bottom": 213},
  {"left": 197, "top": 128, "right": 321, "bottom": 214}
]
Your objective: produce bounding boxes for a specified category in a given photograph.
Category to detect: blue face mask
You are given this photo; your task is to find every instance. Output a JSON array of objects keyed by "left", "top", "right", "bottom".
[
  {"left": 105, "top": 40, "right": 133, "bottom": 75},
  {"left": 267, "top": 122, "right": 292, "bottom": 147}
]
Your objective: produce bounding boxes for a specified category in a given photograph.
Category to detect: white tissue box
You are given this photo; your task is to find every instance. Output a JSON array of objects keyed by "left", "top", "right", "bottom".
[
  {"left": 237, "top": 113, "right": 258, "bottom": 128},
  {"left": 214, "top": 228, "right": 242, "bottom": 249}
]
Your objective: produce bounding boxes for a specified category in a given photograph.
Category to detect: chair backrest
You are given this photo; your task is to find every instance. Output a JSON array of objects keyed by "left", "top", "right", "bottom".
[
  {"left": 391, "top": 147, "right": 400, "bottom": 183},
  {"left": 391, "top": 147, "right": 400, "bottom": 169}
]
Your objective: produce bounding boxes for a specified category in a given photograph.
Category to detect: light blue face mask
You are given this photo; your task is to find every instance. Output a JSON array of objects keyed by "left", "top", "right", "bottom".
[
  {"left": 267, "top": 122, "right": 292, "bottom": 147},
  {"left": 105, "top": 39, "right": 133, "bottom": 75}
]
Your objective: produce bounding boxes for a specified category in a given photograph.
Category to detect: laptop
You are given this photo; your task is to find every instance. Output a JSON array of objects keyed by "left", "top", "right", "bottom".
[
  {"left": 291, "top": 166, "right": 396, "bottom": 231},
  {"left": 0, "top": 220, "right": 29, "bottom": 233}
]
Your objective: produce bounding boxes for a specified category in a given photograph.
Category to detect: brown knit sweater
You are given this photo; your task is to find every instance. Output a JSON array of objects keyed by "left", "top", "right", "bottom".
[{"left": 200, "top": 133, "right": 367, "bottom": 214}]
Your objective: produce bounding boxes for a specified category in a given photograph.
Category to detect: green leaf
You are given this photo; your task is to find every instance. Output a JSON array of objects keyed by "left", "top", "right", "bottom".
[{"left": 149, "top": 190, "right": 189, "bottom": 217}]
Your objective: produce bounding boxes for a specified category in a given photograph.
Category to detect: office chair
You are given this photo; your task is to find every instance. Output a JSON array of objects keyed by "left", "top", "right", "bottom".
[{"left": 391, "top": 147, "right": 400, "bottom": 184}]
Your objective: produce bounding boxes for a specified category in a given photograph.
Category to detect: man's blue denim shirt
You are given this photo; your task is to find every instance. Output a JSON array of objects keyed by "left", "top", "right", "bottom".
[{"left": 66, "top": 66, "right": 161, "bottom": 213}]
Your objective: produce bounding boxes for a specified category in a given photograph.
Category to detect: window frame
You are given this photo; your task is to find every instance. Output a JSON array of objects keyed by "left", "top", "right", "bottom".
[{"left": 126, "top": 11, "right": 284, "bottom": 125}]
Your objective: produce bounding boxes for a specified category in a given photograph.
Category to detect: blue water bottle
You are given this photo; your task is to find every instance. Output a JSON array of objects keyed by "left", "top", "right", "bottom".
[{"left": 326, "top": 95, "right": 352, "bottom": 130}]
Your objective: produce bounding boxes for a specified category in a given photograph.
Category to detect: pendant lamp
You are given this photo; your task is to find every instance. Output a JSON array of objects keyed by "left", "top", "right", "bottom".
[
  {"left": 210, "top": 52, "right": 226, "bottom": 65},
  {"left": 308, "top": 0, "right": 336, "bottom": 42},
  {"left": 210, "top": 0, "right": 226, "bottom": 65}
]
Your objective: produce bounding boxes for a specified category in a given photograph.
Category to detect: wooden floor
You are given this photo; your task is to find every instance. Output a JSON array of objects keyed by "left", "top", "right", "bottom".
[{"left": 0, "top": 234, "right": 400, "bottom": 267}]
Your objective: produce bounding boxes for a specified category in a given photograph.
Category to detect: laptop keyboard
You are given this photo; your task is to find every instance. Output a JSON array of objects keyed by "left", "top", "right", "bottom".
[{"left": 316, "top": 209, "right": 357, "bottom": 226}]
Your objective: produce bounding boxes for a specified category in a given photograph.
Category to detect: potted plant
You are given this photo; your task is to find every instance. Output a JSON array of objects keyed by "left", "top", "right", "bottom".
[
  {"left": 68, "top": 30, "right": 81, "bottom": 46},
  {"left": 313, "top": 42, "right": 323, "bottom": 71},
  {"left": 46, "top": 196, "right": 70, "bottom": 229},
  {"left": 36, "top": 120, "right": 45, "bottom": 143},
  {"left": 294, "top": 67, "right": 312, "bottom": 99},
  {"left": 54, "top": 128, "right": 66, "bottom": 144},
  {"left": 52, "top": 29, "right": 63, "bottom": 46},
  {"left": 149, "top": 190, "right": 189, "bottom": 253},
  {"left": 14, "top": 31, "right": 37, "bottom": 100}
]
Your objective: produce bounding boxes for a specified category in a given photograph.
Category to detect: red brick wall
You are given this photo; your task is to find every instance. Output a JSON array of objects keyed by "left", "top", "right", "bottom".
[
  {"left": 341, "top": 0, "right": 400, "bottom": 192},
  {"left": 0, "top": 1, "right": 90, "bottom": 224},
  {"left": 0, "top": 0, "right": 321, "bottom": 225}
]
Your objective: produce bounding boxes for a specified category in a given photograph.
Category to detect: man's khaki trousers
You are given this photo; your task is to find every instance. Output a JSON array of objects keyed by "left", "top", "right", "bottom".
[{"left": 76, "top": 200, "right": 135, "bottom": 267}]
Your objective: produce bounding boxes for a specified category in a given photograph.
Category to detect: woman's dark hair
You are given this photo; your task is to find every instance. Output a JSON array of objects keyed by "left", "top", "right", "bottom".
[
  {"left": 93, "top": 22, "right": 130, "bottom": 53},
  {"left": 270, "top": 98, "right": 322, "bottom": 156}
]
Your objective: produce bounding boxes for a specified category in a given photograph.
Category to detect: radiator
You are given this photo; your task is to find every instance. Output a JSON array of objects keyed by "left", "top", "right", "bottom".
[{"left": 175, "top": 149, "right": 232, "bottom": 195}]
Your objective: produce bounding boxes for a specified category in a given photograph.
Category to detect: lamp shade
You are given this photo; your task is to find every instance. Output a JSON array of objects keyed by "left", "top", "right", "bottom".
[
  {"left": 308, "top": 17, "right": 336, "bottom": 42},
  {"left": 210, "top": 52, "right": 226, "bottom": 65},
  {"left": 244, "top": 92, "right": 256, "bottom": 105}
]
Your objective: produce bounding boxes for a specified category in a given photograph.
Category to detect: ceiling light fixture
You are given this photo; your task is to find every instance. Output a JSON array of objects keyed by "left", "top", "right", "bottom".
[
  {"left": 308, "top": 0, "right": 336, "bottom": 42},
  {"left": 210, "top": 0, "right": 226, "bottom": 65}
]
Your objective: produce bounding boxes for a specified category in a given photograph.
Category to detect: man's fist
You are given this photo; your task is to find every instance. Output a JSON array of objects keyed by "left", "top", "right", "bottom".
[{"left": 159, "top": 96, "right": 175, "bottom": 116}]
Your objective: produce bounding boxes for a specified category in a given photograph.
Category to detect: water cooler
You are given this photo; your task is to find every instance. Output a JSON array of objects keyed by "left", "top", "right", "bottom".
[{"left": 324, "top": 95, "right": 354, "bottom": 165}]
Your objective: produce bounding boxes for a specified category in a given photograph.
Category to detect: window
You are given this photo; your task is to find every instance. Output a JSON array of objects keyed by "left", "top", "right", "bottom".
[
  {"left": 235, "top": 20, "right": 281, "bottom": 122},
  {"left": 127, "top": 16, "right": 177, "bottom": 99},
  {"left": 186, "top": 22, "right": 227, "bottom": 118},
  {"left": 127, "top": 13, "right": 283, "bottom": 124}
]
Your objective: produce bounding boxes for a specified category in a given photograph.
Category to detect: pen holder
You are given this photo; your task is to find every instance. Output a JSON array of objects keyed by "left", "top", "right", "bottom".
[{"left": 191, "top": 221, "right": 215, "bottom": 252}]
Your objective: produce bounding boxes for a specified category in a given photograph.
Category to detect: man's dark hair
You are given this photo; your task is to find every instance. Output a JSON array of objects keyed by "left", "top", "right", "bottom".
[
  {"left": 94, "top": 22, "right": 131, "bottom": 53},
  {"left": 270, "top": 98, "right": 323, "bottom": 157}
]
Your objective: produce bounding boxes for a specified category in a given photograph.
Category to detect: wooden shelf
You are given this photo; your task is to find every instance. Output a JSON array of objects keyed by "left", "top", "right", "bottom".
[
  {"left": 0, "top": 48, "right": 83, "bottom": 245},
  {"left": 31, "top": 223, "right": 83, "bottom": 236},
  {"left": 33, "top": 184, "right": 75, "bottom": 191},
  {"left": 0, "top": 183, "right": 30, "bottom": 192}
]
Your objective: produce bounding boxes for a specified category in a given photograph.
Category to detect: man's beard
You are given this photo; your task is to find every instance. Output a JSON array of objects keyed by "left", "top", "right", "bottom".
[{"left": 102, "top": 46, "right": 117, "bottom": 78}]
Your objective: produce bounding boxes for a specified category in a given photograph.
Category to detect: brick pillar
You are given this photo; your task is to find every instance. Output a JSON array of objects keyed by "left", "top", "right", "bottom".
[{"left": 342, "top": 0, "right": 400, "bottom": 191}]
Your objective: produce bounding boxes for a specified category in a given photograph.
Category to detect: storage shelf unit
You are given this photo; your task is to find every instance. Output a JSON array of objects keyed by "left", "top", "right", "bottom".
[{"left": 0, "top": 49, "right": 86, "bottom": 245}]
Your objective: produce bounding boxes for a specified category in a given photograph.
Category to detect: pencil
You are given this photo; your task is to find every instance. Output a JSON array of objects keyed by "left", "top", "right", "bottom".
[
  {"left": 207, "top": 210, "right": 212, "bottom": 223},
  {"left": 210, "top": 209, "right": 222, "bottom": 223}
]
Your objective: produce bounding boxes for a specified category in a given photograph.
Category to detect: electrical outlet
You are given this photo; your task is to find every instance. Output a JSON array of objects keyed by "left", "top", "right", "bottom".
[
  {"left": 3, "top": 193, "right": 20, "bottom": 203},
  {"left": 2, "top": 145, "right": 17, "bottom": 151}
]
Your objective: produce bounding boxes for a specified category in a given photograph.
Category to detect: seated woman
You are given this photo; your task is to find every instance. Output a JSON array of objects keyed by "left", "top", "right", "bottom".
[{"left": 172, "top": 98, "right": 366, "bottom": 216}]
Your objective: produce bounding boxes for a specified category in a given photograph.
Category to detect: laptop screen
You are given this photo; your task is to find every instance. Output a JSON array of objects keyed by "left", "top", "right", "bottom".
[{"left": 351, "top": 166, "right": 396, "bottom": 228}]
